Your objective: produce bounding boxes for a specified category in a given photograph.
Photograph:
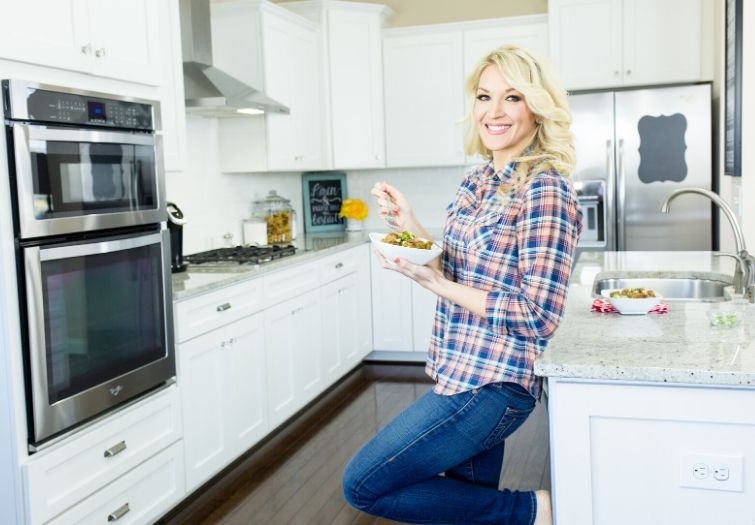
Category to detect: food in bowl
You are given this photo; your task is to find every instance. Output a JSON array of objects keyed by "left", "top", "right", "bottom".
[
  {"left": 600, "top": 288, "right": 663, "bottom": 315},
  {"left": 381, "top": 231, "right": 433, "bottom": 250},
  {"left": 707, "top": 309, "right": 741, "bottom": 327},
  {"left": 369, "top": 232, "right": 442, "bottom": 266},
  {"left": 608, "top": 287, "right": 656, "bottom": 299}
]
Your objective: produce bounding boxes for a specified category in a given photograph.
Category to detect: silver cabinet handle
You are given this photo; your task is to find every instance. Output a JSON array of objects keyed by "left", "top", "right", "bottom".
[
  {"left": 81, "top": 43, "right": 91, "bottom": 55},
  {"left": 108, "top": 502, "right": 130, "bottom": 521},
  {"left": 95, "top": 48, "right": 106, "bottom": 58},
  {"left": 217, "top": 302, "right": 231, "bottom": 312},
  {"left": 103, "top": 440, "right": 127, "bottom": 458},
  {"left": 335, "top": 262, "right": 344, "bottom": 269},
  {"left": 614, "top": 70, "right": 620, "bottom": 76},
  {"left": 626, "top": 69, "right": 631, "bottom": 75},
  {"left": 291, "top": 306, "right": 304, "bottom": 316}
]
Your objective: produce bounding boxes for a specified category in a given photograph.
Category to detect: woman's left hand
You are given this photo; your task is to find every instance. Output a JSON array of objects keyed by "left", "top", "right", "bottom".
[{"left": 373, "top": 249, "right": 445, "bottom": 293}]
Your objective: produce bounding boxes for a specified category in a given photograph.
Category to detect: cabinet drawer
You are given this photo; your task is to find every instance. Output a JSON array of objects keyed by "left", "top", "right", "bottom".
[
  {"left": 47, "top": 441, "right": 185, "bottom": 525},
  {"left": 175, "top": 278, "right": 264, "bottom": 343},
  {"left": 24, "top": 387, "right": 181, "bottom": 525},
  {"left": 262, "top": 261, "right": 320, "bottom": 307},
  {"left": 318, "top": 246, "right": 364, "bottom": 284}
]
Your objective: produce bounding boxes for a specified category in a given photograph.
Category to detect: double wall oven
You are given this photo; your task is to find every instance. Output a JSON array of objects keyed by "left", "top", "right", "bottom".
[{"left": 2, "top": 80, "right": 175, "bottom": 448}]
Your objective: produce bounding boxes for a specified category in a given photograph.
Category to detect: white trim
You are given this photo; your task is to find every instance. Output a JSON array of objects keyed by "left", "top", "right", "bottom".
[{"left": 383, "top": 14, "right": 548, "bottom": 38}]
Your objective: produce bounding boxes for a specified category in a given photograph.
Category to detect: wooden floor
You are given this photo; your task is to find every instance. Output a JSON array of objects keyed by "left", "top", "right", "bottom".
[{"left": 160, "top": 364, "right": 550, "bottom": 525}]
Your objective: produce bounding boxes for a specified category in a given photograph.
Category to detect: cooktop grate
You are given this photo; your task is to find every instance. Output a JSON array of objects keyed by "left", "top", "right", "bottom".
[{"left": 185, "top": 245, "right": 296, "bottom": 265}]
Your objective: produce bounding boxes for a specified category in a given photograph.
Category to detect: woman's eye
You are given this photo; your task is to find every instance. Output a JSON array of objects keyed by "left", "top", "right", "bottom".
[
  {"left": 505, "top": 95, "right": 521, "bottom": 102},
  {"left": 476, "top": 94, "right": 490, "bottom": 101}
]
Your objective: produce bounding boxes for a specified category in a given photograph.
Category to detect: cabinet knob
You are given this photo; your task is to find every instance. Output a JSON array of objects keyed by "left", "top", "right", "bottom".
[
  {"left": 107, "top": 503, "right": 130, "bottom": 522},
  {"left": 626, "top": 69, "right": 631, "bottom": 75},
  {"left": 103, "top": 440, "right": 127, "bottom": 458},
  {"left": 335, "top": 262, "right": 344, "bottom": 269},
  {"left": 81, "top": 43, "right": 91, "bottom": 55},
  {"left": 95, "top": 48, "right": 106, "bottom": 58},
  {"left": 374, "top": 154, "right": 382, "bottom": 160},
  {"left": 614, "top": 70, "right": 620, "bottom": 76},
  {"left": 217, "top": 302, "right": 232, "bottom": 312}
]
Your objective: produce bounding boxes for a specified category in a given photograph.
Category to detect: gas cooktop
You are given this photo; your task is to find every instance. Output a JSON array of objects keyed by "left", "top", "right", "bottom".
[{"left": 185, "top": 245, "right": 297, "bottom": 266}]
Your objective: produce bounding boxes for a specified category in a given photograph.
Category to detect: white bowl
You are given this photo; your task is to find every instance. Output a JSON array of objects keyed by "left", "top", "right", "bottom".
[
  {"left": 600, "top": 289, "right": 663, "bottom": 315},
  {"left": 369, "top": 232, "right": 442, "bottom": 266}
]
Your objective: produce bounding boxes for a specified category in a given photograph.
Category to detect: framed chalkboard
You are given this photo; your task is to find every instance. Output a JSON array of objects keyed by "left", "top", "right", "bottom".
[{"left": 301, "top": 172, "right": 347, "bottom": 233}]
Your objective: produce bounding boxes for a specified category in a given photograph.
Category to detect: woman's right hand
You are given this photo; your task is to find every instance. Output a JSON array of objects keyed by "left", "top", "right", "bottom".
[{"left": 370, "top": 182, "right": 414, "bottom": 232}]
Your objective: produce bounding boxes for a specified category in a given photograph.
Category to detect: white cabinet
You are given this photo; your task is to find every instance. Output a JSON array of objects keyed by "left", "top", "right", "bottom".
[
  {"left": 178, "top": 313, "right": 268, "bottom": 492},
  {"left": 158, "top": 0, "right": 187, "bottom": 172},
  {"left": 383, "top": 30, "right": 465, "bottom": 168},
  {"left": 548, "top": 379, "right": 755, "bottom": 524},
  {"left": 382, "top": 16, "right": 548, "bottom": 169},
  {"left": 0, "top": 0, "right": 160, "bottom": 85},
  {"left": 264, "top": 289, "right": 323, "bottom": 428},
  {"left": 23, "top": 387, "right": 182, "bottom": 525},
  {"left": 548, "top": 0, "right": 703, "bottom": 90},
  {"left": 370, "top": 254, "right": 436, "bottom": 353},
  {"left": 214, "top": 0, "right": 325, "bottom": 172},
  {"left": 321, "top": 273, "right": 360, "bottom": 383},
  {"left": 323, "top": 5, "right": 389, "bottom": 169}
]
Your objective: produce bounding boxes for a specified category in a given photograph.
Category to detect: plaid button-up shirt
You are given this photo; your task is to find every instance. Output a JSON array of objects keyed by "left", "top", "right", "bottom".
[{"left": 426, "top": 159, "right": 582, "bottom": 399}]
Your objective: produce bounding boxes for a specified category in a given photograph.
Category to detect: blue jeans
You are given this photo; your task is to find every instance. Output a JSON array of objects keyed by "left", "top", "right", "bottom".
[{"left": 342, "top": 381, "right": 539, "bottom": 525}]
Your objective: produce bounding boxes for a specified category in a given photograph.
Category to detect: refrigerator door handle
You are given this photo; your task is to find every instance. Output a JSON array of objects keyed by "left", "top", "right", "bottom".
[
  {"left": 617, "top": 138, "right": 626, "bottom": 251},
  {"left": 606, "top": 138, "right": 616, "bottom": 251}
]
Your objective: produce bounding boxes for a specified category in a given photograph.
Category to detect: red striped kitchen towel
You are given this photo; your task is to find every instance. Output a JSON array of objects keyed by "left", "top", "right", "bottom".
[{"left": 591, "top": 298, "right": 669, "bottom": 314}]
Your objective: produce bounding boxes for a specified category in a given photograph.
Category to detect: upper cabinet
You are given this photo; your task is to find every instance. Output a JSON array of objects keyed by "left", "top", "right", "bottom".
[
  {"left": 382, "top": 16, "right": 547, "bottom": 169},
  {"left": 0, "top": 0, "right": 161, "bottom": 86},
  {"left": 214, "top": 0, "right": 325, "bottom": 172},
  {"left": 548, "top": 0, "right": 704, "bottom": 90}
]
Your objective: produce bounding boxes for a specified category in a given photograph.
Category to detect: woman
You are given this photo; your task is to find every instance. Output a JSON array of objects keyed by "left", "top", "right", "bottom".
[{"left": 342, "top": 45, "right": 582, "bottom": 525}]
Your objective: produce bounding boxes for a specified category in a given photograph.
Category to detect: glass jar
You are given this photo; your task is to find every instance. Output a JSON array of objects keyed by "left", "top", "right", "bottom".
[{"left": 253, "top": 190, "right": 293, "bottom": 244}]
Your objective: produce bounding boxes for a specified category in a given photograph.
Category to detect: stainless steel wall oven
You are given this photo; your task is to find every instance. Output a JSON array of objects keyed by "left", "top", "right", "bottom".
[{"left": 2, "top": 80, "right": 175, "bottom": 448}]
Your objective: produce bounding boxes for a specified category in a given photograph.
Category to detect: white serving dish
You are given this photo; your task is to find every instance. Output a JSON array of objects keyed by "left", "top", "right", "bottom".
[
  {"left": 600, "top": 289, "right": 663, "bottom": 315},
  {"left": 369, "top": 232, "right": 442, "bottom": 266}
]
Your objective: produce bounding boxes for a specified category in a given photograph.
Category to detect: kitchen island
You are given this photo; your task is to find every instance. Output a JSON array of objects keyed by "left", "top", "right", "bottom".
[{"left": 535, "top": 251, "right": 755, "bottom": 525}]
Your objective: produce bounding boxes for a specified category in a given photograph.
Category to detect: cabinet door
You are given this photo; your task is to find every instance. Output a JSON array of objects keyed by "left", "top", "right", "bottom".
[
  {"left": 87, "top": 0, "right": 160, "bottom": 85},
  {"left": 320, "top": 280, "right": 343, "bottom": 384},
  {"left": 264, "top": 13, "right": 323, "bottom": 171},
  {"left": 370, "top": 254, "right": 413, "bottom": 351},
  {"left": 263, "top": 300, "right": 298, "bottom": 429},
  {"left": 383, "top": 31, "right": 465, "bottom": 167},
  {"left": 0, "top": 0, "right": 90, "bottom": 72},
  {"left": 226, "top": 313, "right": 269, "bottom": 455},
  {"left": 178, "top": 330, "right": 228, "bottom": 491},
  {"left": 356, "top": 247, "right": 374, "bottom": 359},
  {"left": 327, "top": 9, "right": 385, "bottom": 169},
  {"left": 290, "top": 24, "right": 325, "bottom": 170},
  {"left": 158, "top": 0, "right": 187, "bottom": 172},
  {"left": 293, "top": 289, "right": 324, "bottom": 405},
  {"left": 411, "top": 282, "right": 437, "bottom": 353},
  {"left": 548, "top": 0, "right": 623, "bottom": 90},
  {"left": 622, "top": 0, "right": 701, "bottom": 86},
  {"left": 336, "top": 274, "right": 361, "bottom": 369}
]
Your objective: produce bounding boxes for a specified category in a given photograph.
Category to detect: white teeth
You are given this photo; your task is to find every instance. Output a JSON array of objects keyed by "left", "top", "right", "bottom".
[{"left": 486, "top": 124, "right": 510, "bottom": 132}]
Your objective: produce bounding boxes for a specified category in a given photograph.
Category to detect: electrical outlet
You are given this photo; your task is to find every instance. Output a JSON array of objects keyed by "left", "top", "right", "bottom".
[{"left": 680, "top": 452, "right": 744, "bottom": 492}]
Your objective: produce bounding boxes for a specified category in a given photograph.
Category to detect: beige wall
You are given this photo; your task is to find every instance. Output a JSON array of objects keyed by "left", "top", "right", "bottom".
[{"left": 275, "top": 0, "right": 547, "bottom": 26}]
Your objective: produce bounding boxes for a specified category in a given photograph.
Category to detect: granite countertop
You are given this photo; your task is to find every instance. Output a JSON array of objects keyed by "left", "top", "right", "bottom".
[
  {"left": 171, "top": 231, "right": 371, "bottom": 301},
  {"left": 534, "top": 251, "right": 755, "bottom": 388}
]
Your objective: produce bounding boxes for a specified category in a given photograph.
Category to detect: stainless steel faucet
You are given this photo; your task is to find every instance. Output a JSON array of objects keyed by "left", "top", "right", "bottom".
[{"left": 660, "top": 187, "right": 754, "bottom": 301}]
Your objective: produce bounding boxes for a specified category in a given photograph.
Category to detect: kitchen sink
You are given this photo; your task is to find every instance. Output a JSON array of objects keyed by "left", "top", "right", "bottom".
[{"left": 593, "top": 276, "right": 731, "bottom": 302}]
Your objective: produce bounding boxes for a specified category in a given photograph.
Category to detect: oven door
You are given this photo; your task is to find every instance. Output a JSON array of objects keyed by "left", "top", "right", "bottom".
[
  {"left": 11, "top": 123, "right": 165, "bottom": 239},
  {"left": 23, "top": 230, "right": 175, "bottom": 444}
]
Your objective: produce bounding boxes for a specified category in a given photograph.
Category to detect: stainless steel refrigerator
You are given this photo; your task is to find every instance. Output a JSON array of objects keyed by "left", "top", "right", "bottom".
[{"left": 570, "top": 83, "right": 712, "bottom": 251}]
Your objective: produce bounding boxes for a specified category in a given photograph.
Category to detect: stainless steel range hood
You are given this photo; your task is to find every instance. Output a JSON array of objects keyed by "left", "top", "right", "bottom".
[{"left": 179, "top": 0, "right": 289, "bottom": 117}]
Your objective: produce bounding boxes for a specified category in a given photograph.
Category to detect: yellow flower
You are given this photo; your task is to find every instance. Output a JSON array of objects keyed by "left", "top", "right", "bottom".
[{"left": 339, "top": 199, "right": 368, "bottom": 221}]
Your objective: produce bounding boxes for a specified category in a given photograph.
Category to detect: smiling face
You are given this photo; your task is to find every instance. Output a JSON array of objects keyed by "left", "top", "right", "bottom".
[{"left": 474, "top": 65, "right": 538, "bottom": 171}]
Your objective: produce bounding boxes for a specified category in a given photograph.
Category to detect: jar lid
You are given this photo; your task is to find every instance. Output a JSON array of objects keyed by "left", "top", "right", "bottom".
[{"left": 260, "top": 190, "right": 289, "bottom": 206}]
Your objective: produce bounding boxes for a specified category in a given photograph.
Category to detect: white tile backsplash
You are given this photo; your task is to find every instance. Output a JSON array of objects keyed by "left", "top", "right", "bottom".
[{"left": 166, "top": 116, "right": 468, "bottom": 254}]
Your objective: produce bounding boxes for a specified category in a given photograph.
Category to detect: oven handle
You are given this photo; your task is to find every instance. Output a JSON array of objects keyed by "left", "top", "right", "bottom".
[
  {"left": 21, "top": 123, "right": 154, "bottom": 146},
  {"left": 39, "top": 233, "right": 163, "bottom": 262}
]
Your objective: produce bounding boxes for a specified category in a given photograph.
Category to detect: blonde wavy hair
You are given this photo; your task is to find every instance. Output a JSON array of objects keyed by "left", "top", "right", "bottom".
[{"left": 463, "top": 44, "right": 575, "bottom": 192}]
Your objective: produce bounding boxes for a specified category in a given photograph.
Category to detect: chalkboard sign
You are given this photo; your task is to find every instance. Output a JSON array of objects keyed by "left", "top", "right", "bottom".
[{"left": 301, "top": 172, "right": 348, "bottom": 233}]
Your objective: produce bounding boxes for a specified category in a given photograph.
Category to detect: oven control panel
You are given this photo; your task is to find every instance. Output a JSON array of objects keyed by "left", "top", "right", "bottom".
[{"left": 2, "top": 80, "right": 154, "bottom": 131}]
